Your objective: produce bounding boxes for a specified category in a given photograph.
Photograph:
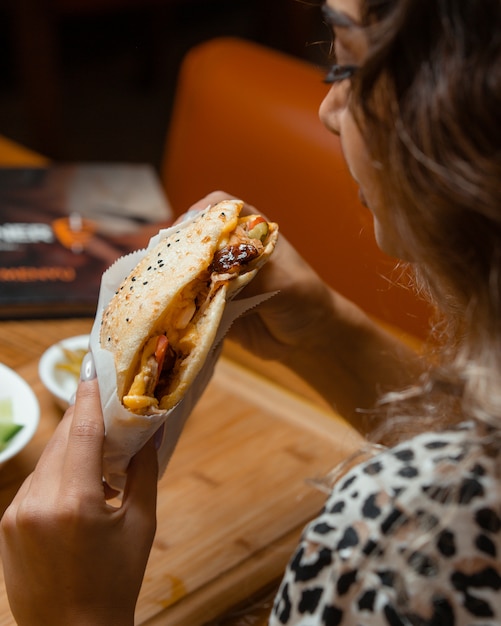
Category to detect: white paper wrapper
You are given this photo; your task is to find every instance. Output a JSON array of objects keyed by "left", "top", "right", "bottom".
[{"left": 90, "top": 217, "right": 275, "bottom": 491}]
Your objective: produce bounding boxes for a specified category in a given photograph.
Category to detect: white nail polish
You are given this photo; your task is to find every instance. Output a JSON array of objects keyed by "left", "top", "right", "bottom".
[{"left": 80, "top": 351, "right": 96, "bottom": 381}]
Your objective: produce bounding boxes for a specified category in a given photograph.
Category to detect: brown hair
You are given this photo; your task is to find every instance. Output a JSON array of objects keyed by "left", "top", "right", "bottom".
[{"left": 354, "top": 0, "right": 501, "bottom": 426}]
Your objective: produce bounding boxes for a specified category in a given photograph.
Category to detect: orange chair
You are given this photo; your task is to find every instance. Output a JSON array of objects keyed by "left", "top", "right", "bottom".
[{"left": 161, "top": 37, "right": 432, "bottom": 340}]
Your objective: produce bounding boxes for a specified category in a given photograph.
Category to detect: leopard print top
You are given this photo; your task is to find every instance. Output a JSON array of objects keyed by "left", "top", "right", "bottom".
[{"left": 270, "top": 423, "right": 501, "bottom": 625}]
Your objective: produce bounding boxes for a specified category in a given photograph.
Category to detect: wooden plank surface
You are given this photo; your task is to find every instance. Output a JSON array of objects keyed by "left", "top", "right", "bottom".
[
  {"left": 0, "top": 136, "right": 48, "bottom": 166},
  {"left": 0, "top": 318, "right": 362, "bottom": 625},
  {"left": 137, "top": 357, "right": 361, "bottom": 625}
]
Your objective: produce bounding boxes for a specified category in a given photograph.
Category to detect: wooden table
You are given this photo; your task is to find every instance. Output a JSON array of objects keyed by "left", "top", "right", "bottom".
[{"left": 0, "top": 138, "right": 363, "bottom": 625}]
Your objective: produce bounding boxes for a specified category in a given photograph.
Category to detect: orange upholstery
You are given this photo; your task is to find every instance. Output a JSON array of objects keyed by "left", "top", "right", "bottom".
[{"left": 161, "top": 37, "right": 432, "bottom": 339}]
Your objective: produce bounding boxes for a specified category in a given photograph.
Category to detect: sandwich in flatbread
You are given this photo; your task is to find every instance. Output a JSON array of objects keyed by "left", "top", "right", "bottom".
[{"left": 99, "top": 199, "right": 278, "bottom": 414}]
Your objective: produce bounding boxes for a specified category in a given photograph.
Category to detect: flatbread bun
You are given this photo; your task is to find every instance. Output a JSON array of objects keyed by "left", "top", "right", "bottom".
[{"left": 100, "top": 199, "right": 278, "bottom": 412}]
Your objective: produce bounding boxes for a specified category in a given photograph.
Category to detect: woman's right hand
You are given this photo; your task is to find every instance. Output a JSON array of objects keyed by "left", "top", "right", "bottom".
[
  {"left": 185, "top": 192, "right": 422, "bottom": 431},
  {"left": 183, "top": 191, "right": 340, "bottom": 362},
  {"left": 229, "top": 230, "right": 341, "bottom": 363}
]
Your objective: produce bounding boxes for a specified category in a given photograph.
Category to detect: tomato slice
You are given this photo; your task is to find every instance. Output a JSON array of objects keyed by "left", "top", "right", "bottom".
[
  {"left": 155, "top": 335, "right": 169, "bottom": 370},
  {"left": 247, "top": 215, "right": 266, "bottom": 231}
]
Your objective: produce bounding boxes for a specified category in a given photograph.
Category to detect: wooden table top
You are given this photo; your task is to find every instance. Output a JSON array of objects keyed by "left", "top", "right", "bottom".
[{"left": 0, "top": 137, "right": 362, "bottom": 625}]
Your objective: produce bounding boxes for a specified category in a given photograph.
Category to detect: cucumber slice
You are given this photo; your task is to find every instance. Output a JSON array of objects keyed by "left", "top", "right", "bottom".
[
  {"left": 248, "top": 221, "right": 269, "bottom": 242},
  {"left": 0, "top": 397, "right": 23, "bottom": 451},
  {"left": 0, "top": 422, "right": 23, "bottom": 451},
  {"left": 0, "top": 397, "right": 13, "bottom": 421}
]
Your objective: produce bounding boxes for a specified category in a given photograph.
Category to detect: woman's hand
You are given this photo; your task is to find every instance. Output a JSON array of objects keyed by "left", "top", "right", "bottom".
[
  {"left": 0, "top": 360, "right": 159, "bottom": 626},
  {"left": 207, "top": 192, "right": 424, "bottom": 430},
  {"left": 181, "top": 192, "right": 423, "bottom": 434},
  {"left": 181, "top": 191, "right": 338, "bottom": 361}
]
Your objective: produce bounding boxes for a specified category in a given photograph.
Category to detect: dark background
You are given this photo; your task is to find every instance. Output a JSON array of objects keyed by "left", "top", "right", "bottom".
[{"left": 0, "top": 0, "right": 326, "bottom": 171}]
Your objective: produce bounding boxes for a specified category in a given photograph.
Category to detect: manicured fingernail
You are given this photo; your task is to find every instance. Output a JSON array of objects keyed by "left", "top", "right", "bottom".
[
  {"left": 154, "top": 423, "right": 165, "bottom": 450},
  {"left": 80, "top": 351, "right": 96, "bottom": 381}
]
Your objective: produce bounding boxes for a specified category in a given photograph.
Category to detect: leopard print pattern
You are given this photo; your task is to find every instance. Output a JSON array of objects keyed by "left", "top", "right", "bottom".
[{"left": 270, "top": 423, "right": 501, "bottom": 625}]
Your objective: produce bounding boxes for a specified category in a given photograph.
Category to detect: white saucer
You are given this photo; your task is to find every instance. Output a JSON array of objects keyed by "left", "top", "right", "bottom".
[
  {"left": 0, "top": 363, "right": 40, "bottom": 466},
  {"left": 38, "top": 334, "right": 90, "bottom": 410}
]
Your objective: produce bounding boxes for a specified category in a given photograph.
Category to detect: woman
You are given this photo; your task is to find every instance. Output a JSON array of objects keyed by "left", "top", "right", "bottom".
[{"left": 2, "top": 0, "right": 501, "bottom": 623}]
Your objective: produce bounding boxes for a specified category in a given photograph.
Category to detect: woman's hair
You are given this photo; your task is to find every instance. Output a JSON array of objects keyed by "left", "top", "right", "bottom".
[{"left": 352, "top": 0, "right": 501, "bottom": 427}]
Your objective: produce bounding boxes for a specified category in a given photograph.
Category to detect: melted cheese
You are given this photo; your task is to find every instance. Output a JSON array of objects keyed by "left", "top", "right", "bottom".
[
  {"left": 123, "top": 214, "right": 267, "bottom": 413},
  {"left": 123, "top": 335, "right": 159, "bottom": 410}
]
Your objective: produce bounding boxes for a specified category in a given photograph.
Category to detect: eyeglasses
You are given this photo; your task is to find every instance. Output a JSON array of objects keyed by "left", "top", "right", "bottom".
[{"left": 323, "top": 64, "right": 359, "bottom": 84}]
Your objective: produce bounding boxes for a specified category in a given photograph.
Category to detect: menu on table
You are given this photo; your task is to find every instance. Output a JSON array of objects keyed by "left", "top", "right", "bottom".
[{"left": 0, "top": 163, "right": 172, "bottom": 318}]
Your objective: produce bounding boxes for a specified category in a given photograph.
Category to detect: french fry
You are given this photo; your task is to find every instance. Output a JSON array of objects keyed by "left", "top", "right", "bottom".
[{"left": 56, "top": 347, "right": 87, "bottom": 378}]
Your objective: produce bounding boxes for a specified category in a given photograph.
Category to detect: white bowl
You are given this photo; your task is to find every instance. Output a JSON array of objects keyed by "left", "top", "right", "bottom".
[
  {"left": 38, "top": 334, "right": 90, "bottom": 410},
  {"left": 0, "top": 363, "right": 40, "bottom": 467}
]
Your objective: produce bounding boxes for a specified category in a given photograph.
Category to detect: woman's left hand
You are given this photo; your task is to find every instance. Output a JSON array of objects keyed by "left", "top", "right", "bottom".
[{"left": 0, "top": 375, "right": 159, "bottom": 626}]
